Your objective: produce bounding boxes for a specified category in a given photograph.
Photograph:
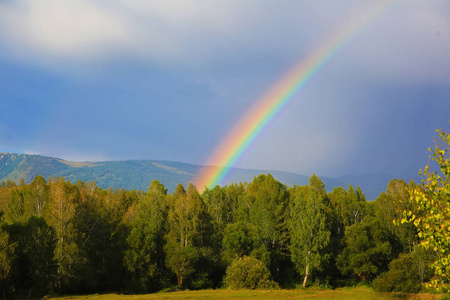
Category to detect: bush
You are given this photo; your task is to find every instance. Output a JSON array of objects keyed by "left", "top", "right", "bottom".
[
  {"left": 373, "top": 249, "right": 434, "bottom": 293},
  {"left": 225, "top": 256, "right": 279, "bottom": 289}
]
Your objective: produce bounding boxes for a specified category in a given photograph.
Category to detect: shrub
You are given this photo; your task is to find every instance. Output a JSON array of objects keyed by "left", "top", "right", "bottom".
[
  {"left": 373, "top": 249, "right": 434, "bottom": 293},
  {"left": 225, "top": 256, "right": 279, "bottom": 289}
]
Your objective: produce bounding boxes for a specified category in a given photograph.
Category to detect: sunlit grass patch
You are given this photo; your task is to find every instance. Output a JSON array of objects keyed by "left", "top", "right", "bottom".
[{"left": 49, "top": 286, "right": 443, "bottom": 300}]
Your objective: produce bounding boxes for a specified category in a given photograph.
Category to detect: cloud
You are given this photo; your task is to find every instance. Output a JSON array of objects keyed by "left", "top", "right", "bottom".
[
  {"left": 1, "top": 0, "right": 448, "bottom": 71},
  {"left": 0, "top": 0, "right": 342, "bottom": 67},
  {"left": 1, "top": 0, "right": 449, "bottom": 177},
  {"left": 244, "top": 121, "right": 354, "bottom": 176},
  {"left": 0, "top": 0, "right": 133, "bottom": 60},
  {"left": 0, "top": 0, "right": 258, "bottom": 65},
  {"left": 338, "top": 0, "right": 450, "bottom": 85}
]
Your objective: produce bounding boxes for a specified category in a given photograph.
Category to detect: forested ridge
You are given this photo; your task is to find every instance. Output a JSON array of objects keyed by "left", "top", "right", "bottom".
[
  {"left": 0, "top": 130, "right": 448, "bottom": 298},
  {"left": 0, "top": 153, "right": 400, "bottom": 200}
]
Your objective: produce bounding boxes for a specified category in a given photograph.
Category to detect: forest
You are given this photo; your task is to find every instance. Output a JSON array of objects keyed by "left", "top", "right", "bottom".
[{"left": 0, "top": 130, "right": 448, "bottom": 298}]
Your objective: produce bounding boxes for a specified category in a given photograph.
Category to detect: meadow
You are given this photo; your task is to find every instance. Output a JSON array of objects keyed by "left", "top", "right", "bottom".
[{"left": 50, "top": 287, "right": 443, "bottom": 300}]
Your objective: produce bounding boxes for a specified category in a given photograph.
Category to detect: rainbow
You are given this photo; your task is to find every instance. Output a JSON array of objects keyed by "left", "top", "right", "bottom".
[{"left": 195, "top": 1, "right": 398, "bottom": 191}]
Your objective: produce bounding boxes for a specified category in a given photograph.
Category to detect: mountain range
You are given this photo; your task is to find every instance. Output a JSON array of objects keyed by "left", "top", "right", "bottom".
[{"left": 0, "top": 152, "right": 418, "bottom": 200}]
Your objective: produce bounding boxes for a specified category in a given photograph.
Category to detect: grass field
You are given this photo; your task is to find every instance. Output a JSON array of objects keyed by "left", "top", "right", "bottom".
[{"left": 50, "top": 287, "right": 445, "bottom": 300}]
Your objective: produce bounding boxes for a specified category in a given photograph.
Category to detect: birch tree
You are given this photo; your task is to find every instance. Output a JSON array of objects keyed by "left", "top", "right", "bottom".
[
  {"left": 46, "top": 177, "right": 77, "bottom": 292},
  {"left": 289, "top": 175, "right": 330, "bottom": 287},
  {"left": 165, "top": 183, "right": 204, "bottom": 287},
  {"left": 401, "top": 129, "right": 450, "bottom": 291}
]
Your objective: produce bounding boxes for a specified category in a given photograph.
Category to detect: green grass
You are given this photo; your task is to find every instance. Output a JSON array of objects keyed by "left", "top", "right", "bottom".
[{"left": 48, "top": 287, "right": 443, "bottom": 300}]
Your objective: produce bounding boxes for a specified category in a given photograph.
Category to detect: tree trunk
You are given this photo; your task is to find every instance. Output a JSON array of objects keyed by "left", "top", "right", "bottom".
[{"left": 303, "top": 264, "right": 309, "bottom": 287}]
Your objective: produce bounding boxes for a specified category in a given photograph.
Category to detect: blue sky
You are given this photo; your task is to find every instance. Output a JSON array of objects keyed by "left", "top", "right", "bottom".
[{"left": 0, "top": 0, "right": 449, "bottom": 179}]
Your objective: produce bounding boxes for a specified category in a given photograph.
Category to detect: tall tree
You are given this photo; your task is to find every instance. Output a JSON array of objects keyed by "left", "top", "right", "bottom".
[
  {"left": 401, "top": 129, "right": 450, "bottom": 291},
  {"left": 25, "top": 175, "right": 49, "bottom": 218},
  {"left": 6, "top": 188, "right": 26, "bottom": 223},
  {"left": 289, "top": 175, "right": 330, "bottom": 287},
  {"left": 165, "top": 183, "right": 205, "bottom": 287},
  {"left": 337, "top": 215, "right": 394, "bottom": 282},
  {"left": 72, "top": 181, "right": 127, "bottom": 292},
  {"left": 124, "top": 180, "right": 168, "bottom": 292},
  {"left": 45, "top": 177, "right": 77, "bottom": 292},
  {"left": 4, "top": 217, "right": 57, "bottom": 297},
  {"left": 375, "top": 179, "right": 418, "bottom": 254},
  {"left": 0, "top": 223, "right": 16, "bottom": 298},
  {"left": 241, "top": 174, "right": 290, "bottom": 283}
]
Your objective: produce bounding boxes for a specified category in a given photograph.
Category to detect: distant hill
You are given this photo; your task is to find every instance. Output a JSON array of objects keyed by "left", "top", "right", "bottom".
[
  {"left": 0, "top": 152, "right": 199, "bottom": 193},
  {"left": 0, "top": 152, "right": 414, "bottom": 200}
]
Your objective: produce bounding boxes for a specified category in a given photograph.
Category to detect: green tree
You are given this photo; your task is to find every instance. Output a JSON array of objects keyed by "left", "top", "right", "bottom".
[
  {"left": 373, "top": 247, "right": 434, "bottom": 293},
  {"left": 401, "top": 129, "right": 450, "bottom": 291},
  {"left": 165, "top": 183, "right": 205, "bottom": 287},
  {"left": 72, "top": 181, "right": 127, "bottom": 292},
  {"left": 0, "top": 224, "right": 16, "bottom": 298},
  {"left": 25, "top": 175, "right": 49, "bottom": 218},
  {"left": 375, "top": 179, "right": 418, "bottom": 254},
  {"left": 118, "top": 188, "right": 139, "bottom": 217},
  {"left": 240, "top": 174, "right": 290, "bottom": 283},
  {"left": 337, "top": 216, "right": 393, "bottom": 282},
  {"left": 6, "top": 188, "right": 26, "bottom": 223},
  {"left": 4, "top": 217, "right": 57, "bottom": 297},
  {"left": 222, "top": 221, "right": 259, "bottom": 264},
  {"left": 124, "top": 180, "right": 168, "bottom": 292},
  {"left": 245, "top": 174, "right": 289, "bottom": 250},
  {"left": 45, "top": 177, "right": 78, "bottom": 292},
  {"left": 202, "top": 185, "right": 243, "bottom": 286},
  {"left": 164, "top": 240, "right": 198, "bottom": 288},
  {"left": 289, "top": 175, "right": 330, "bottom": 287},
  {"left": 330, "top": 184, "right": 366, "bottom": 228}
]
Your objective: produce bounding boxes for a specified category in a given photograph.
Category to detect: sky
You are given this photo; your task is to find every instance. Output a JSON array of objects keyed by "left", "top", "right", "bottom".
[{"left": 0, "top": 0, "right": 449, "bottom": 180}]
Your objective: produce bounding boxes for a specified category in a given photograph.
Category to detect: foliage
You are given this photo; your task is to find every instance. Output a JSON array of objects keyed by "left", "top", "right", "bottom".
[
  {"left": 165, "top": 240, "right": 199, "bottom": 288},
  {"left": 202, "top": 184, "right": 244, "bottom": 286},
  {"left": 373, "top": 247, "right": 434, "bottom": 293},
  {"left": 241, "top": 174, "right": 291, "bottom": 284},
  {"left": 25, "top": 175, "right": 49, "bottom": 218},
  {"left": 164, "top": 183, "right": 209, "bottom": 288},
  {"left": 71, "top": 182, "right": 128, "bottom": 293},
  {"left": 375, "top": 179, "right": 418, "bottom": 254},
  {"left": 222, "top": 221, "right": 259, "bottom": 264},
  {"left": 401, "top": 129, "right": 450, "bottom": 291},
  {"left": 124, "top": 180, "right": 168, "bottom": 292},
  {"left": 0, "top": 222, "right": 16, "bottom": 298},
  {"left": 46, "top": 177, "right": 78, "bottom": 292},
  {"left": 337, "top": 215, "right": 394, "bottom": 282},
  {"left": 225, "top": 256, "right": 279, "bottom": 290},
  {"left": 330, "top": 184, "right": 367, "bottom": 228},
  {"left": 0, "top": 186, "right": 17, "bottom": 213},
  {"left": 6, "top": 188, "right": 26, "bottom": 223},
  {"left": 2, "top": 160, "right": 447, "bottom": 296},
  {"left": 289, "top": 175, "right": 330, "bottom": 287},
  {"left": 4, "top": 216, "right": 57, "bottom": 297}
]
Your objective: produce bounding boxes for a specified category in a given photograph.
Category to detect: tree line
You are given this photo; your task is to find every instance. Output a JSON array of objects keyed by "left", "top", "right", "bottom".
[{"left": 0, "top": 130, "right": 448, "bottom": 298}]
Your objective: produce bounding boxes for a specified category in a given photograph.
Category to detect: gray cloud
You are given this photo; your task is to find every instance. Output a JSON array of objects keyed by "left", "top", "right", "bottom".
[{"left": 0, "top": 0, "right": 448, "bottom": 179}]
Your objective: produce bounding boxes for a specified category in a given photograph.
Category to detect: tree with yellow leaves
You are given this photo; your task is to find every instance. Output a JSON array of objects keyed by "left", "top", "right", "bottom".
[{"left": 402, "top": 129, "right": 450, "bottom": 291}]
